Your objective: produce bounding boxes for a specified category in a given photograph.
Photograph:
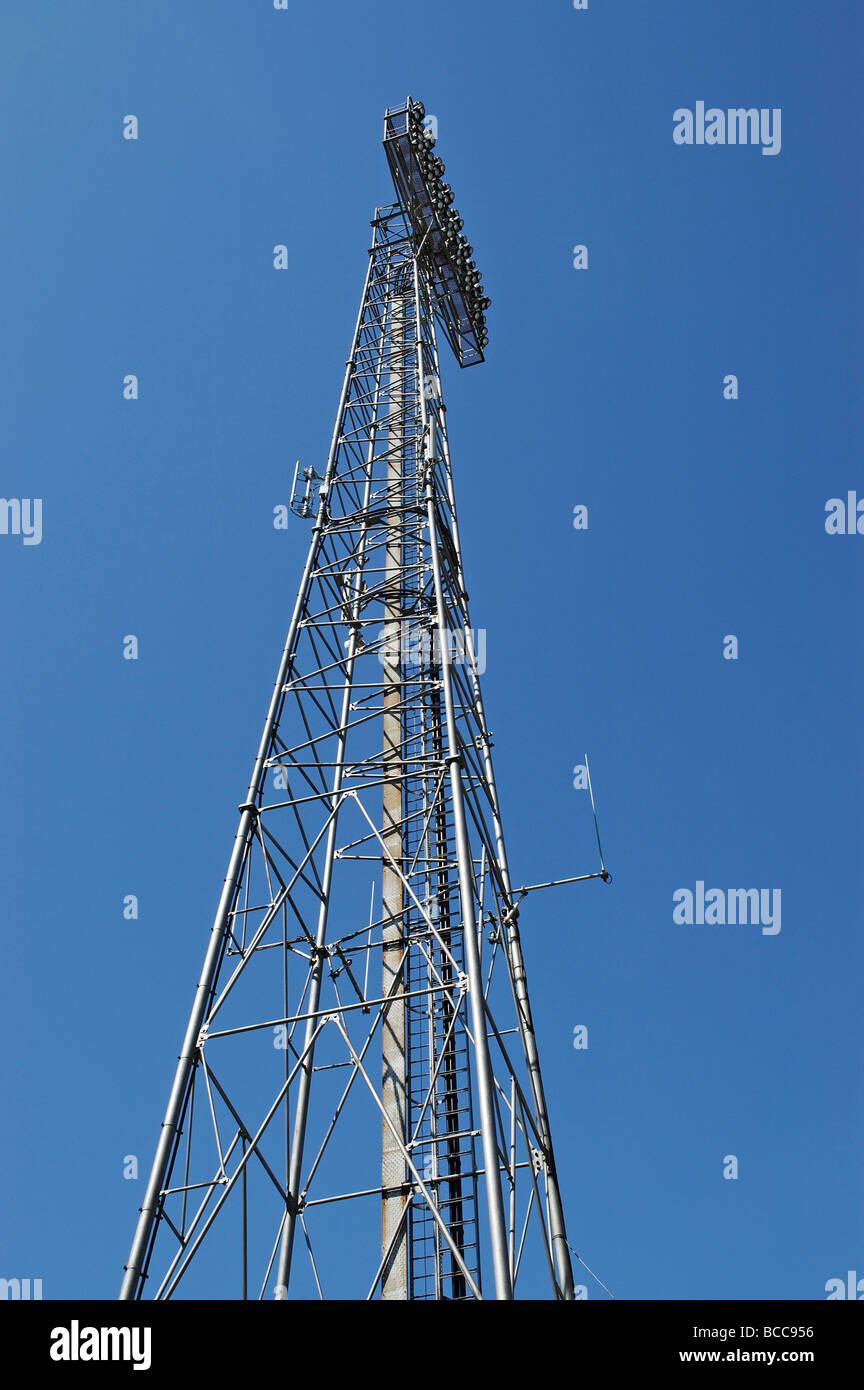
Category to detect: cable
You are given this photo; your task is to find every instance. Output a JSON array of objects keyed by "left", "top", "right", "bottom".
[{"left": 566, "top": 1242, "right": 615, "bottom": 1300}]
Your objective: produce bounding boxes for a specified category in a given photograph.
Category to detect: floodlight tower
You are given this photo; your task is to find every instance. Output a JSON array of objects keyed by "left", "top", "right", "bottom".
[{"left": 120, "top": 99, "right": 605, "bottom": 1302}]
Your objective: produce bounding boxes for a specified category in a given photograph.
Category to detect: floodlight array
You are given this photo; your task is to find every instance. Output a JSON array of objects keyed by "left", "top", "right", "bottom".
[{"left": 383, "top": 97, "right": 490, "bottom": 367}]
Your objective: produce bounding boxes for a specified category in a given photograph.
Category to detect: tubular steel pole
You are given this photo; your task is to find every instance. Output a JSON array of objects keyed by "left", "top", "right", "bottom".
[
  {"left": 120, "top": 258, "right": 374, "bottom": 1302},
  {"left": 416, "top": 265, "right": 513, "bottom": 1301},
  {"left": 381, "top": 286, "right": 409, "bottom": 1299}
]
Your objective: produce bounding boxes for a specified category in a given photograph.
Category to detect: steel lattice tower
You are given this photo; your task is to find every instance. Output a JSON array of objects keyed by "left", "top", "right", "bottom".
[{"left": 121, "top": 99, "right": 603, "bottom": 1302}]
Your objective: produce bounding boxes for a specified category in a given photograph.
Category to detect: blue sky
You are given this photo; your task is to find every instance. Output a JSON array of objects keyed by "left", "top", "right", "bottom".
[{"left": 0, "top": 0, "right": 860, "bottom": 1300}]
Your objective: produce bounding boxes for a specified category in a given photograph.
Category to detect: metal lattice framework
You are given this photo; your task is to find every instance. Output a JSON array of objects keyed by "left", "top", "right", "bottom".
[{"left": 120, "top": 99, "right": 605, "bottom": 1302}]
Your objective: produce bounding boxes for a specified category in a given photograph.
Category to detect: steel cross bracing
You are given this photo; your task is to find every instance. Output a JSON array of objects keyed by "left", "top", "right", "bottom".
[{"left": 120, "top": 201, "right": 577, "bottom": 1302}]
